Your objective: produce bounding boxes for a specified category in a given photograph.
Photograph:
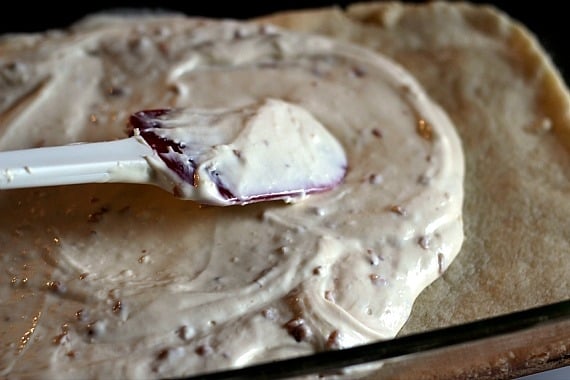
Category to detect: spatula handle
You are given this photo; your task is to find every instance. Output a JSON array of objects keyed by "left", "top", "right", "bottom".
[{"left": 0, "top": 137, "right": 154, "bottom": 190}]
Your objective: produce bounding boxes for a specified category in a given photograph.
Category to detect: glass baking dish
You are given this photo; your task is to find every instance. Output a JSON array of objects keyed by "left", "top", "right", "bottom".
[
  {"left": 1, "top": 2, "right": 568, "bottom": 380},
  {"left": 178, "top": 299, "right": 570, "bottom": 379}
]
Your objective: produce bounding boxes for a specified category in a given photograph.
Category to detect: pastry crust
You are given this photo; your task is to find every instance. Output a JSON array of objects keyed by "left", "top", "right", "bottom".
[{"left": 259, "top": 0, "right": 570, "bottom": 332}]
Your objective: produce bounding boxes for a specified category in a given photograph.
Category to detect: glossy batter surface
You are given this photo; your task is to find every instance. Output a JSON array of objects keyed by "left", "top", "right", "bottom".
[{"left": 0, "top": 15, "right": 463, "bottom": 379}]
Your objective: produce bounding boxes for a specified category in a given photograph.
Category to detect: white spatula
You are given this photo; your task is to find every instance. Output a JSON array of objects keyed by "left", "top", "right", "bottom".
[{"left": 0, "top": 99, "right": 347, "bottom": 206}]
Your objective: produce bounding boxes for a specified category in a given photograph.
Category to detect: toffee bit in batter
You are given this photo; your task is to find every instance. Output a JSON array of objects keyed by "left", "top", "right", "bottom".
[
  {"left": 417, "top": 119, "right": 433, "bottom": 141},
  {"left": 371, "top": 128, "right": 383, "bottom": 138},
  {"left": 9, "top": 276, "right": 26, "bottom": 288},
  {"left": 325, "top": 329, "right": 342, "bottom": 350},
  {"left": 438, "top": 253, "right": 445, "bottom": 274},
  {"left": 157, "top": 348, "right": 170, "bottom": 361},
  {"left": 262, "top": 308, "right": 278, "bottom": 320},
  {"left": 400, "top": 84, "right": 411, "bottom": 95},
  {"left": 350, "top": 66, "right": 366, "bottom": 78},
  {"left": 18, "top": 312, "right": 40, "bottom": 353},
  {"left": 195, "top": 344, "right": 213, "bottom": 356},
  {"left": 107, "top": 86, "right": 126, "bottom": 97},
  {"left": 112, "top": 300, "right": 122, "bottom": 314},
  {"left": 53, "top": 324, "right": 70, "bottom": 345},
  {"left": 312, "top": 266, "right": 323, "bottom": 275},
  {"left": 192, "top": 171, "right": 200, "bottom": 187},
  {"left": 418, "top": 235, "right": 430, "bottom": 250},
  {"left": 253, "top": 267, "right": 272, "bottom": 286},
  {"left": 367, "top": 249, "right": 382, "bottom": 266},
  {"left": 79, "top": 273, "right": 89, "bottom": 280},
  {"left": 52, "top": 335, "right": 68, "bottom": 346},
  {"left": 86, "top": 320, "right": 105, "bottom": 339},
  {"left": 324, "top": 290, "right": 335, "bottom": 302},
  {"left": 368, "top": 173, "right": 383, "bottom": 185},
  {"left": 177, "top": 325, "right": 195, "bottom": 341},
  {"left": 389, "top": 205, "right": 407, "bottom": 216},
  {"left": 417, "top": 174, "right": 431, "bottom": 185},
  {"left": 46, "top": 280, "right": 66, "bottom": 294},
  {"left": 284, "top": 318, "right": 312, "bottom": 342},
  {"left": 75, "top": 309, "right": 85, "bottom": 321},
  {"left": 88, "top": 207, "right": 109, "bottom": 223},
  {"left": 277, "top": 246, "right": 290, "bottom": 255},
  {"left": 369, "top": 274, "right": 387, "bottom": 286}
]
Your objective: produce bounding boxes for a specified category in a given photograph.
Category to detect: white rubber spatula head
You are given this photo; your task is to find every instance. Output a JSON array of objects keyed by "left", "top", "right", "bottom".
[{"left": 1, "top": 99, "right": 347, "bottom": 206}]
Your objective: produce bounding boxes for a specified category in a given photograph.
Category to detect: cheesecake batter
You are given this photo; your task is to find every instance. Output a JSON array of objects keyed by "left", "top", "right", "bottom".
[{"left": 0, "top": 14, "right": 464, "bottom": 379}]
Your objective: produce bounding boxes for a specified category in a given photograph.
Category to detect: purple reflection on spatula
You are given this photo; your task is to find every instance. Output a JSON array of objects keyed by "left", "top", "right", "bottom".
[{"left": 128, "top": 99, "right": 347, "bottom": 206}]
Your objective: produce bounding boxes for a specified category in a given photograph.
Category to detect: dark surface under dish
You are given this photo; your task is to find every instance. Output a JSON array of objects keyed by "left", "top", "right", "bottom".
[{"left": 1, "top": 1, "right": 568, "bottom": 84}]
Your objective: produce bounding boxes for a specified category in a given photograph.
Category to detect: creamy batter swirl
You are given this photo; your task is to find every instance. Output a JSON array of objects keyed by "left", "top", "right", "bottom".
[{"left": 0, "top": 14, "right": 464, "bottom": 379}]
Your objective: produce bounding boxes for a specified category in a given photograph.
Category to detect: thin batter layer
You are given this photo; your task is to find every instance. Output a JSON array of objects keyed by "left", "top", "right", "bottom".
[{"left": 0, "top": 12, "right": 463, "bottom": 380}]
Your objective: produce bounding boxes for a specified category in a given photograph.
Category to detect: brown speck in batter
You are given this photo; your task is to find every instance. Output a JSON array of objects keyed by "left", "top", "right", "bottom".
[
  {"left": 389, "top": 205, "right": 407, "bottom": 216},
  {"left": 112, "top": 300, "right": 122, "bottom": 313},
  {"left": 46, "top": 280, "right": 66, "bottom": 293},
  {"left": 262, "top": 308, "right": 278, "bottom": 320},
  {"left": 417, "top": 119, "right": 433, "bottom": 141},
  {"left": 438, "top": 253, "right": 445, "bottom": 274},
  {"left": 284, "top": 318, "right": 312, "bottom": 342},
  {"left": 371, "top": 128, "right": 382, "bottom": 138},
  {"left": 75, "top": 309, "right": 85, "bottom": 321},
  {"left": 195, "top": 344, "right": 213, "bottom": 356},
  {"left": 325, "top": 330, "right": 342, "bottom": 350},
  {"left": 88, "top": 207, "right": 109, "bottom": 223},
  {"left": 418, "top": 236, "right": 430, "bottom": 250},
  {"left": 350, "top": 66, "right": 366, "bottom": 78},
  {"left": 369, "top": 274, "right": 387, "bottom": 286},
  {"left": 324, "top": 290, "right": 335, "bottom": 302}
]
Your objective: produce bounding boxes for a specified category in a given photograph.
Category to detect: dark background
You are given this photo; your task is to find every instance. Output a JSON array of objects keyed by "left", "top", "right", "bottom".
[{"left": 1, "top": 1, "right": 567, "bottom": 82}]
